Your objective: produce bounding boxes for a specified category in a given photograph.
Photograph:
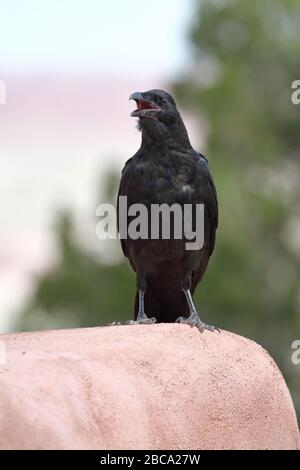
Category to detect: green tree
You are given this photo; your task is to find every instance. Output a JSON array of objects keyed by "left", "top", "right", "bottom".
[{"left": 174, "top": 0, "right": 300, "bottom": 416}]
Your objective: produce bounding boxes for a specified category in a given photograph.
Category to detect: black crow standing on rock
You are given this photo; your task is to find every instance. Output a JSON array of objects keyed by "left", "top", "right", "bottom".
[{"left": 117, "top": 89, "right": 219, "bottom": 332}]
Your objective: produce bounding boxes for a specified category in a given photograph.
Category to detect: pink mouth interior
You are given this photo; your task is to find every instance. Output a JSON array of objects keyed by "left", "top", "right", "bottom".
[{"left": 137, "top": 100, "right": 160, "bottom": 110}]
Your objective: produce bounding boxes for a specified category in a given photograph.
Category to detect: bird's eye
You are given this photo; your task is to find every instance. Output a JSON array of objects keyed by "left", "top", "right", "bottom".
[{"left": 154, "top": 96, "right": 167, "bottom": 105}]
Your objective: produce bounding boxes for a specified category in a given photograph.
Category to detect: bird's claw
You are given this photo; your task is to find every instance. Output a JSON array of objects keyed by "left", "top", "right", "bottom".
[
  {"left": 126, "top": 316, "right": 157, "bottom": 325},
  {"left": 108, "top": 317, "right": 157, "bottom": 326},
  {"left": 175, "top": 315, "right": 219, "bottom": 333}
]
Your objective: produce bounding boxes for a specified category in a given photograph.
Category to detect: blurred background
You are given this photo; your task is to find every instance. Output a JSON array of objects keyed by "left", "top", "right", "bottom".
[{"left": 0, "top": 0, "right": 299, "bottom": 419}]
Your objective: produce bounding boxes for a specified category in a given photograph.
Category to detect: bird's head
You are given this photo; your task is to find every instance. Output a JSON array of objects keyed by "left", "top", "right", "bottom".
[
  {"left": 129, "top": 89, "right": 179, "bottom": 124},
  {"left": 129, "top": 89, "right": 191, "bottom": 148}
]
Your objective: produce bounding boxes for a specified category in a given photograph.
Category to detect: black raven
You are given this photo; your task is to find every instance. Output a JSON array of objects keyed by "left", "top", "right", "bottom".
[{"left": 117, "top": 89, "right": 218, "bottom": 332}]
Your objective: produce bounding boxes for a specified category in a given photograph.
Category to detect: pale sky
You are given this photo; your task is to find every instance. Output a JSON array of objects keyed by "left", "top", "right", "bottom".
[{"left": 0, "top": 0, "right": 192, "bottom": 76}]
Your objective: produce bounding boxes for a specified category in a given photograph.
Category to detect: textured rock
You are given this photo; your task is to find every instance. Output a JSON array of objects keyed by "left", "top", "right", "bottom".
[{"left": 0, "top": 324, "right": 299, "bottom": 450}]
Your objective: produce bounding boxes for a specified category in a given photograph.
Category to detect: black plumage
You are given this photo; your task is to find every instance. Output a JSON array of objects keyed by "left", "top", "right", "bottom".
[{"left": 117, "top": 89, "right": 218, "bottom": 332}]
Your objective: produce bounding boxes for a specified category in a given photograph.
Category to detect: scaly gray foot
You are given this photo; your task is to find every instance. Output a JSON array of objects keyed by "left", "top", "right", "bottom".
[
  {"left": 175, "top": 313, "right": 219, "bottom": 333},
  {"left": 108, "top": 316, "right": 157, "bottom": 326},
  {"left": 127, "top": 316, "right": 157, "bottom": 325}
]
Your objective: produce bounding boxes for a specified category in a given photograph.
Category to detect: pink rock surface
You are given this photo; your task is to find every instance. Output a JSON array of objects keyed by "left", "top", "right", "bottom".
[{"left": 0, "top": 324, "right": 299, "bottom": 450}]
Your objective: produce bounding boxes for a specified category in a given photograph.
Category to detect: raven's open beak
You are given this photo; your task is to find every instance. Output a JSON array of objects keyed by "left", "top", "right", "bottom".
[{"left": 129, "top": 91, "right": 161, "bottom": 119}]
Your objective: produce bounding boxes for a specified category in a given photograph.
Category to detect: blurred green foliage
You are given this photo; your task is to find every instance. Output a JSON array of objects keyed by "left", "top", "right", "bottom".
[{"left": 17, "top": 0, "right": 300, "bottom": 418}]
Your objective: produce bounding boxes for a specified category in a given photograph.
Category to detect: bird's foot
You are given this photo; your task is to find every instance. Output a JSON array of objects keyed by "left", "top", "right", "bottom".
[
  {"left": 126, "top": 316, "right": 157, "bottom": 325},
  {"left": 108, "top": 316, "right": 157, "bottom": 326},
  {"left": 175, "top": 313, "right": 219, "bottom": 333}
]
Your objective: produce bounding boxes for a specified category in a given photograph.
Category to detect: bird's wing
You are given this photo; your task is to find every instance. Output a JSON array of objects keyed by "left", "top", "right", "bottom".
[
  {"left": 117, "top": 151, "right": 141, "bottom": 258},
  {"left": 196, "top": 153, "right": 219, "bottom": 255},
  {"left": 187, "top": 153, "right": 218, "bottom": 293}
]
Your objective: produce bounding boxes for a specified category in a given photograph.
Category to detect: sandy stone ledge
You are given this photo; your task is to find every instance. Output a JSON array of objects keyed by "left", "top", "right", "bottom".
[{"left": 0, "top": 324, "right": 299, "bottom": 449}]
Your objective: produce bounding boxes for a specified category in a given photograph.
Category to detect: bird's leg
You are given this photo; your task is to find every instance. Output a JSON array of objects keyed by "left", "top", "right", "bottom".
[
  {"left": 126, "top": 274, "right": 156, "bottom": 325},
  {"left": 176, "top": 275, "right": 219, "bottom": 333},
  {"left": 126, "top": 290, "right": 156, "bottom": 325},
  {"left": 109, "top": 289, "right": 156, "bottom": 326}
]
